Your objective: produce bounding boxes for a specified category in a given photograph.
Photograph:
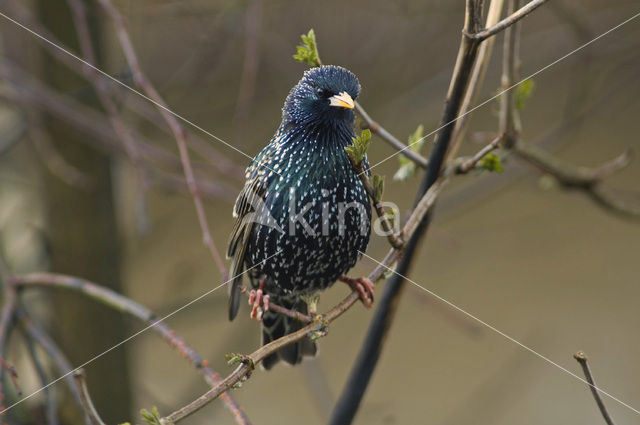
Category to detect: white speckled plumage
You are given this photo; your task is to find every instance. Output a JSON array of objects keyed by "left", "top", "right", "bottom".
[{"left": 227, "top": 66, "right": 371, "bottom": 368}]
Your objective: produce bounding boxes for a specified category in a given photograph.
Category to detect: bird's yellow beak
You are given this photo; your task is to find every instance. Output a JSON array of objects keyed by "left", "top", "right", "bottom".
[{"left": 329, "top": 91, "right": 355, "bottom": 109}]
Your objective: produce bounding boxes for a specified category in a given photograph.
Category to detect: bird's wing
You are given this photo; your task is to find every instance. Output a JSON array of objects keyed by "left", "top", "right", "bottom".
[{"left": 227, "top": 154, "right": 277, "bottom": 320}]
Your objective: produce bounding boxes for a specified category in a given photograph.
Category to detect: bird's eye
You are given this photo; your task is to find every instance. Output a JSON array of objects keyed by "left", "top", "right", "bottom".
[{"left": 316, "top": 88, "right": 331, "bottom": 98}]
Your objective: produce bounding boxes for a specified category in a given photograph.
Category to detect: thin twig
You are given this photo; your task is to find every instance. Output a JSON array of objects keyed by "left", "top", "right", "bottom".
[
  {"left": 97, "top": 0, "right": 228, "bottom": 280},
  {"left": 456, "top": 135, "right": 502, "bottom": 174},
  {"left": 73, "top": 369, "right": 107, "bottom": 425},
  {"left": 351, "top": 160, "right": 405, "bottom": 249},
  {"left": 355, "top": 102, "right": 428, "bottom": 168},
  {"left": 471, "top": 0, "right": 550, "bottom": 41},
  {"left": 20, "top": 327, "right": 58, "bottom": 425},
  {"left": 0, "top": 60, "right": 225, "bottom": 183},
  {"left": 17, "top": 310, "right": 87, "bottom": 418},
  {"left": 159, "top": 172, "right": 446, "bottom": 424},
  {"left": 67, "top": 0, "right": 144, "bottom": 172},
  {"left": 491, "top": 0, "right": 639, "bottom": 217},
  {"left": 513, "top": 141, "right": 638, "bottom": 217},
  {"left": 499, "top": 0, "right": 521, "bottom": 148},
  {"left": 67, "top": 0, "right": 150, "bottom": 228},
  {"left": 3, "top": 0, "right": 243, "bottom": 178},
  {"left": 513, "top": 142, "right": 633, "bottom": 188},
  {"left": 449, "top": 0, "right": 505, "bottom": 159},
  {"left": 9, "top": 274, "right": 251, "bottom": 425},
  {"left": 573, "top": 351, "right": 617, "bottom": 425},
  {"left": 330, "top": 1, "right": 488, "bottom": 422}
]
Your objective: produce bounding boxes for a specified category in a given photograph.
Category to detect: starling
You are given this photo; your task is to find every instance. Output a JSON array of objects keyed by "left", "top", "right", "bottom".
[{"left": 227, "top": 65, "right": 373, "bottom": 369}]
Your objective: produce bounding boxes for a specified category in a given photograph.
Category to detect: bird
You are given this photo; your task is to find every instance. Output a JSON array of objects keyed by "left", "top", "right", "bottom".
[{"left": 227, "top": 65, "right": 374, "bottom": 369}]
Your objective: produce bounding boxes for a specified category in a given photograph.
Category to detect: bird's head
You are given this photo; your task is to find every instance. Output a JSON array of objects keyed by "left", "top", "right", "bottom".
[{"left": 282, "top": 65, "right": 361, "bottom": 130}]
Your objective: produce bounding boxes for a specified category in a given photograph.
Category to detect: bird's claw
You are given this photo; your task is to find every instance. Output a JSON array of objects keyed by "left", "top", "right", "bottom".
[
  {"left": 248, "top": 286, "right": 270, "bottom": 321},
  {"left": 340, "top": 276, "right": 375, "bottom": 308}
]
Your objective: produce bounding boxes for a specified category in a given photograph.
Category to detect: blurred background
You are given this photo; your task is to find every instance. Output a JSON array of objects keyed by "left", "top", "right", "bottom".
[{"left": 1, "top": 0, "right": 640, "bottom": 424}]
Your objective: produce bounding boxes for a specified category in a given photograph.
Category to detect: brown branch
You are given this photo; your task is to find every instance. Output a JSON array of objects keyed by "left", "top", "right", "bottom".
[
  {"left": 330, "top": 2, "right": 489, "bottom": 422},
  {"left": 97, "top": 0, "right": 228, "bottom": 280},
  {"left": 449, "top": 0, "right": 506, "bottom": 159},
  {"left": 16, "top": 309, "right": 87, "bottom": 418},
  {"left": 67, "top": 0, "right": 149, "bottom": 200},
  {"left": 499, "top": 0, "right": 521, "bottom": 148},
  {"left": 73, "top": 369, "right": 106, "bottom": 425},
  {"left": 456, "top": 135, "right": 502, "bottom": 174},
  {"left": 3, "top": 0, "right": 243, "bottom": 179},
  {"left": 159, "top": 173, "right": 446, "bottom": 423},
  {"left": 573, "top": 351, "right": 617, "bottom": 425},
  {"left": 8, "top": 273, "right": 251, "bottom": 425},
  {"left": 488, "top": 0, "right": 639, "bottom": 217},
  {"left": 471, "top": 0, "right": 550, "bottom": 41},
  {"left": 354, "top": 102, "right": 428, "bottom": 168},
  {"left": 353, "top": 165, "right": 405, "bottom": 249},
  {"left": 514, "top": 142, "right": 632, "bottom": 188},
  {"left": 147, "top": 168, "right": 239, "bottom": 203},
  {"left": 589, "top": 185, "right": 640, "bottom": 218},
  {"left": 0, "top": 60, "right": 209, "bottom": 177},
  {"left": 20, "top": 326, "right": 58, "bottom": 425},
  {"left": 513, "top": 141, "right": 639, "bottom": 217}
]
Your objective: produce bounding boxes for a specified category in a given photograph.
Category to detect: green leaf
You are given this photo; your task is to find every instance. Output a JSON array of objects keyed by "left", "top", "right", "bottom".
[
  {"left": 225, "top": 353, "right": 244, "bottom": 367},
  {"left": 345, "top": 129, "right": 372, "bottom": 166},
  {"left": 407, "top": 124, "right": 425, "bottom": 148},
  {"left": 361, "top": 128, "right": 371, "bottom": 144},
  {"left": 372, "top": 175, "right": 385, "bottom": 202},
  {"left": 293, "top": 29, "right": 322, "bottom": 67},
  {"left": 140, "top": 407, "right": 162, "bottom": 425},
  {"left": 393, "top": 161, "right": 415, "bottom": 181},
  {"left": 515, "top": 79, "right": 535, "bottom": 111},
  {"left": 478, "top": 153, "right": 504, "bottom": 173},
  {"left": 394, "top": 124, "right": 424, "bottom": 181}
]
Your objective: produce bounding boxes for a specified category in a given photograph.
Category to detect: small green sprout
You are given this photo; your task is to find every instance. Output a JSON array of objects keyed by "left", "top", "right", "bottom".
[
  {"left": 479, "top": 153, "right": 504, "bottom": 173},
  {"left": 293, "top": 29, "right": 322, "bottom": 67},
  {"left": 345, "top": 129, "right": 372, "bottom": 166},
  {"left": 394, "top": 124, "right": 424, "bottom": 181},
  {"left": 371, "top": 174, "right": 385, "bottom": 202},
  {"left": 515, "top": 79, "right": 535, "bottom": 111},
  {"left": 140, "top": 407, "right": 162, "bottom": 425}
]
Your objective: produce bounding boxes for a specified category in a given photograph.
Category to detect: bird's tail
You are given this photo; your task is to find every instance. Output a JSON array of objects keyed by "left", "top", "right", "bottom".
[{"left": 261, "top": 298, "right": 317, "bottom": 370}]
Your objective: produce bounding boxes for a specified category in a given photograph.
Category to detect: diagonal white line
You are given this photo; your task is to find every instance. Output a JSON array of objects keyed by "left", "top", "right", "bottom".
[
  {"left": 359, "top": 250, "right": 640, "bottom": 416},
  {"left": 0, "top": 250, "right": 282, "bottom": 414},
  {"left": 368, "top": 10, "right": 640, "bottom": 172},
  {"left": 0, "top": 11, "right": 282, "bottom": 175}
]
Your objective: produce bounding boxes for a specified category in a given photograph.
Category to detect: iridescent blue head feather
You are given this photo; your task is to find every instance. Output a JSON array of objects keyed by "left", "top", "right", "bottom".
[{"left": 282, "top": 65, "right": 361, "bottom": 129}]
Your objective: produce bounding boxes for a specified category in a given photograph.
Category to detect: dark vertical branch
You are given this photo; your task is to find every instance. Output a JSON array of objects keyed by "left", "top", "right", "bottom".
[
  {"left": 329, "top": 2, "right": 484, "bottom": 423},
  {"left": 500, "top": 0, "right": 520, "bottom": 147}
]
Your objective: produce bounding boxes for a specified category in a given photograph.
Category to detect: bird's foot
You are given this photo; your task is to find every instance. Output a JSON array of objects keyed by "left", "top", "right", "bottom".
[
  {"left": 340, "top": 276, "right": 375, "bottom": 308},
  {"left": 248, "top": 281, "right": 270, "bottom": 321}
]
